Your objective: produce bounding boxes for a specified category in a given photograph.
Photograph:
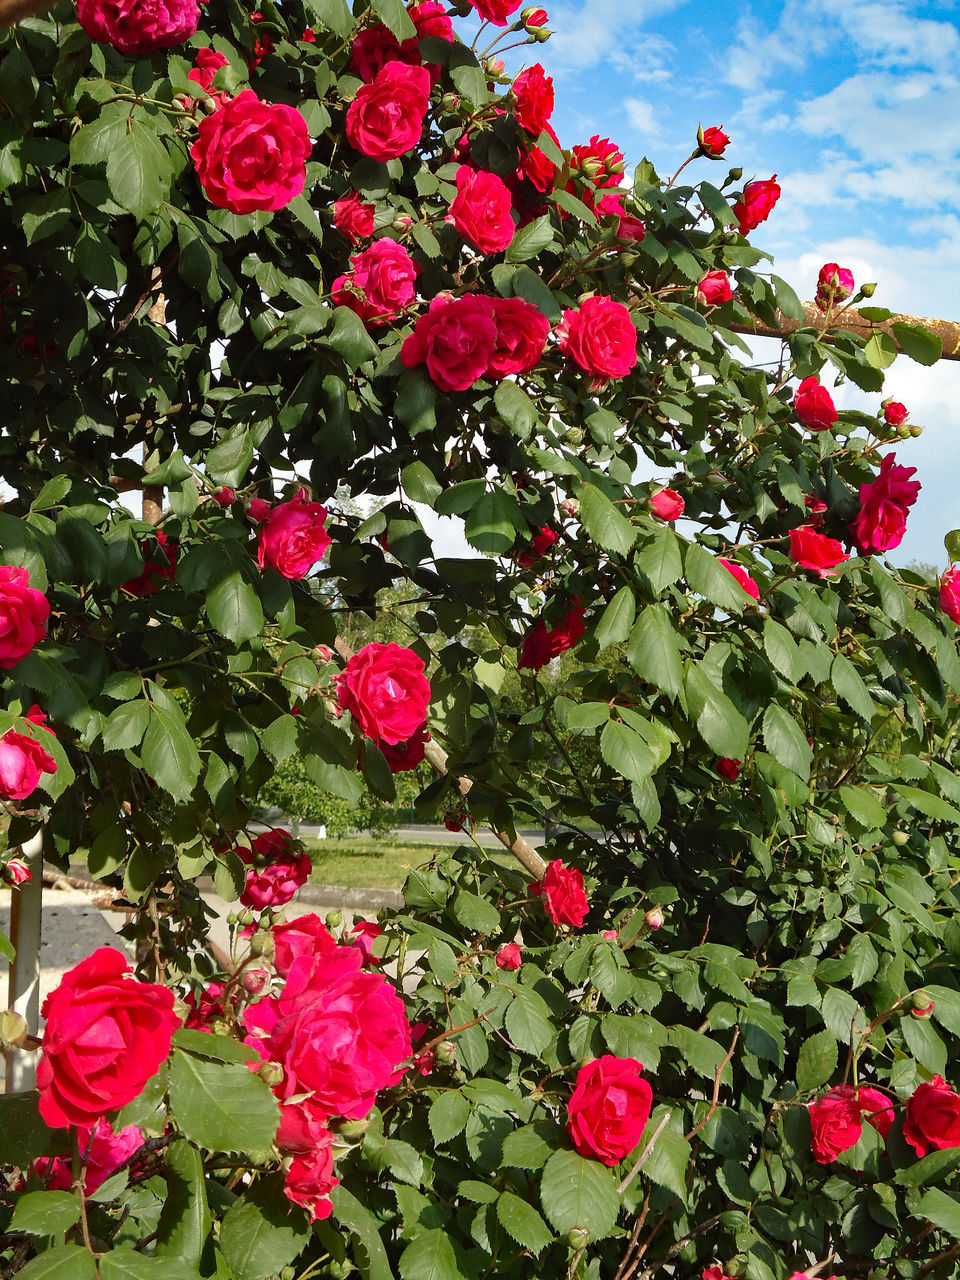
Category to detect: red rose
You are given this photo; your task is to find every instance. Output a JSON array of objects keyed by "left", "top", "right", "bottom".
[
  {"left": 850, "top": 452, "right": 920, "bottom": 555},
  {"left": 732, "top": 175, "right": 780, "bottom": 234},
  {"left": 188, "top": 46, "right": 229, "bottom": 96},
  {"left": 184, "top": 980, "right": 230, "bottom": 1030},
  {"left": 883, "top": 399, "right": 908, "bottom": 426},
  {"left": 3, "top": 858, "right": 30, "bottom": 886},
  {"left": 247, "top": 11, "right": 274, "bottom": 68},
  {"left": 532, "top": 858, "right": 589, "bottom": 927},
  {"left": 349, "top": 920, "right": 383, "bottom": 967},
  {"left": 333, "top": 190, "right": 375, "bottom": 243},
  {"left": 244, "top": 947, "right": 412, "bottom": 1119},
  {"left": 516, "top": 121, "right": 561, "bottom": 193},
  {"left": 247, "top": 496, "right": 272, "bottom": 523},
  {"left": 816, "top": 262, "right": 855, "bottom": 311},
  {"left": 346, "top": 61, "right": 432, "bottom": 161},
  {"left": 558, "top": 296, "right": 638, "bottom": 385},
  {"left": 793, "top": 376, "right": 838, "bottom": 431},
  {"left": 377, "top": 722, "right": 430, "bottom": 772},
  {"left": 616, "top": 213, "right": 646, "bottom": 241},
  {"left": 512, "top": 63, "right": 554, "bottom": 135},
  {"left": 332, "top": 238, "right": 420, "bottom": 326},
  {"left": 488, "top": 296, "right": 550, "bottom": 377},
  {"left": 809, "top": 1085, "right": 862, "bottom": 1163},
  {"left": 570, "top": 135, "right": 624, "bottom": 187},
  {"left": 717, "top": 557, "right": 759, "bottom": 601},
  {"left": 941, "top": 566, "right": 960, "bottom": 624},
  {"left": 192, "top": 91, "right": 311, "bottom": 215},
  {"left": 402, "top": 294, "right": 498, "bottom": 391},
  {"left": 122, "top": 530, "right": 177, "bottom": 597},
  {"left": 649, "top": 488, "right": 684, "bottom": 521},
  {"left": 77, "top": 0, "right": 198, "bottom": 53},
  {"left": 517, "top": 526, "right": 558, "bottom": 568},
  {"left": 338, "top": 642, "right": 431, "bottom": 745},
  {"left": 408, "top": 0, "right": 454, "bottom": 40},
  {"left": 238, "top": 829, "right": 312, "bottom": 910},
  {"left": 447, "top": 165, "right": 516, "bottom": 255},
  {"left": 904, "top": 1076, "right": 960, "bottom": 1157},
  {"left": 789, "top": 526, "right": 850, "bottom": 578},
  {"left": 566, "top": 1055, "right": 652, "bottom": 1164},
  {"left": 518, "top": 603, "right": 585, "bottom": 671},
  {"left": 496, "top": 943, "right": 522, "bottom": 970},
  {"left": 524, "top": 6, "right": 548, "bottom": 25},
  {"left": 37, "top": 948, "right": 180, "bottom": 1127},
  {"left": 699, "top": 125, "right": 729, "bottom": 157},
  {"left": 273, "top": 913, "right": 338, "bottom": 977},
  {"left": 36, "top": 1118, "right": 144, "bottom": 1194},
  {"left": 698, "top": 270, "right": 733, "bottom": 306},
  {"left": 469, "top": 0, "right": 523, "bottom": 23},
  {"left": 0, "top": 565, "right": 49, "bottom": 669},
  {"left": 858, "top": 1086, "right": 895, "bottom": 1140},
  {"left": 257, "top": 488, "right": 331, "bottom": 579},
  {"left": 350, "top": 24, "right": 404, "bottom": 80},
  {"left": 0, "top": 725, "right": 57, "bottom": 800},
  {"left": 284, "top": 1127, "right": 338, "bottom": 1221},
  {"left": 716, "top": 758, "right": 740, "bottom": 781}
]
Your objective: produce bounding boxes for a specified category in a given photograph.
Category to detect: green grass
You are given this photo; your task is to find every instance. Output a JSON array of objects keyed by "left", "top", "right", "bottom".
[{"left": 302, "top": 837, "right": 441, "bottom": 891}]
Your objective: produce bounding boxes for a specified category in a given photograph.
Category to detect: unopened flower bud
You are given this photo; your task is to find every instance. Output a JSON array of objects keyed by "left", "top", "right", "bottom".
[
  {"left": 2, "top": 859, "right": 30, "bottom": 887},
  {"left": 859, "top": 282, "right": 877, "bottom": 297},
  {"left": 560, "top": 498, "right": 579, "bottom": 518},
  {"left": 531, "top": 25, "right": 552, "bottom": 39},
  {"left": 728, "top": 166, "right": 743, "bottom": 181},
  {"left": 436, "top": 1040, "right": 456, "bottom": 1064},
  {"left": 567, "top": 1227, "right": 590, "bottom": 1250},
  {"left": 909, "top": 423, "right": 923, "bottom": 437},
  {"left": 213, "top": 486, "right": 236, "bottom": 508},
  {"left": 891, "top": 830, "right": 909, "bottom": 846},
  {"left": 440, "top": 93, "right": 460, "bottom": 114},
  {"left": 911, "top": 991, "right": 935, "bottom": 1018},
  {"left": 484, "top": 57, "right": 505, "bottom": 77},
  {"left": 238, "top": 908, "right": 256, "bottom": 927},
  {"left": 226, "top": 911, "right": 239, "bottom": 927},
  {"left": 258, "top": 1060, "right": 284, "bottom": 1087},
  {"left": 645, "top": 906, "right": 664, "bottom": 931},
  {"left": 315, "top": 644, "right": 333, "bottom": 661},
  {"left": 242, "top": 966, "right": 270, "bottom": 995},
  {"left": 0, "top": 1010, "right": 28, "bottom": 1051},
  {"left": 521, "top": 5, "right": 548, "bottom": 25},
  {"left": 333, "top": 1115, "right": 373, "bottom": 1141},
  {"left": 325, "top": 909, "right": 342, "bottom": 930},
  {"left": 249, "top": 930, "right": 275, "bottom": 960},
  {"left": 602, "top": 929, "right": 619, "bottom": 942}
]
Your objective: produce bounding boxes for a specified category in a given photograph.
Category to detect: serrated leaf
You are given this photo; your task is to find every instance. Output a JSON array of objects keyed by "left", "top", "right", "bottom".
[
  {"left": 504, "top": 214, "right": 555, "bottom": 263},
  {"left": 504, "top": 985, "right": 554, "bottom": 1054},
  {"left": 370, "top": 0, "right": 416, "bottom": 38},
  {"left": 220, "top": 1174, "right": 311, "bottom": 1280},
  {"left": 401, "top": 461, "right": 442, "bottom": 507},
  {"left": 832, "top": 653, "right": 876, "bottom": 721},
  {"left": 595, "top": 586, "right": 635, "bottom": 648},
  {"left": 761, "top": 705, "right": 811, "bottom": 779},
  {"left": 142, "top": 691, "right": 201, "bottom": 802},
  {"left": 10, "top": 1191, "right": 80, "bottom": 1236},
  {"left": 429, "top": 1091, "right": 471, "bottom": 1145},
  {"left": 540, "top": 1149, "right": 620, "bottom": 1240},
  {"left": 684, "top": 542, "right": 751, "bottom": 612},
  {"left": 106, "top": 120, "right": 171, "bottom": 220},
  {"left": 891, "top": 321, "right": 941, "bottom": 366},
  {"left": 580, "top": 484, "right": 638, "bottom": 555},
  {"left": 496, "top": 1192, "right": 553, "bottom": 1254},
  {"left": 207, "top": 570, "right": 264, "bottom": 644},
  {"left": 15, "top": 1247, "right": 97, "bottom": 1280},
  {"left": 685, "top": 664, "right": 749, "bottom": 759},
  {"left": 500, "top": 1122, "right": 560, "bottom": 1170},
  {"left": 600, "top": 719, "right": 657, "bottom": 786},
  {"left": 168, "top": 1050, "right": 280, "bottom": 1155},
  {"left": 627, "top": 605, "right": 684, "bottom": 698},
  {"left": 398, "top": 1229, "right": 466, "bottom": 1280},
  {"left": 916, "top": 1187, "right": 960, "bottom": 1236},
  {"left": 795, "top": 1029, "right": 838, "bottom": 1092},
  {"left": 331, "top": 1186, "right": 396, "bottom": 1280},
  {"left": 839, "top": 785, "right": 886, "bottom": 829},
  {"left": 637, "top": 525, "right": 683, "bottom": 592}
]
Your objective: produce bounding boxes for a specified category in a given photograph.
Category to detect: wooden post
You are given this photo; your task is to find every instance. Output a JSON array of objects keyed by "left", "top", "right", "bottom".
[{"left": 4, "top": 830, "right": 44, "bottom": 1092}]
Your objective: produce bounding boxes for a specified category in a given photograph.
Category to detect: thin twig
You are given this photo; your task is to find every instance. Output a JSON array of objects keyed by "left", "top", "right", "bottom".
[
  {"left": 685, "top": 1027, "right": 739, "bottom": 1141},
  {"left": 617, "top": 1110, "right": 673, "bottom": 1195}
]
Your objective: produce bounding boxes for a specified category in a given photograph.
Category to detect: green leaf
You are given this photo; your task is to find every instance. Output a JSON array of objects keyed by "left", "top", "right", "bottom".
[
  {"left": 331, "top": 1186, "right": 396, "bottom": 1280},
  {"left": 142, "top": 688, "right": 202, "bottom": 803},
  {"left": 370, "top": 0, "right": 416, "bottom": 38},
  {"left": 600, "top": 719, "right": 657, "bottom": 786},
  {"left": 70, "top": 104, "right": 129, "bottom": 165},
  {"left": 895, "top": 784, "right": 960, "bottom": 824},
  {"left": 168, "top": 1050, "right": 280, "bottom": 1155},
  {"left": 31, "top": 475, "right": 71, "bottom": 512},
  {"left": 862, "top": 331, "right": 898, "bottom": 370},
  {"left": 685, "top": 664, "right": 749, "bottom": 759},
  {"left": 540, "top": 1149, "right": 620, "bottom": 1240},
  {"left": 684, "top": 542, "right": 750, "bottom": 612},
  {"left": 398, "top": 1230, "right": 467, "bottom": 1280},
  {"left": 501, "top": 1122, "right": 561, "bottom": 1170},
  {"left": 171, "top": 1029, "right": 258, "bottom": 1064},
  {"left": 916, "top": 1187, "right": 960, "bottom": 1236},
  {"left": 595, "top": 586, "right": 636, "bottom": 648},
  {"left": 10, "top": 1191, "right": 80, "bottom": 1236},
  {"left": 761, "top": 705, "right": 812, "bottom": 779},
  {"left": 771, "top": 274, "right": 805, "bottom": 321},
  {"left": 429, "top": 1090, "right": 471, "bottom": 1145},
  {"left": 892, "top": 321, "right": 942, "bottom": 365},
  {"left": 205, "top": 432, "right": 254, "bottom": 488},
  {"left": 207, "top": 570, "right": 264, "bottom": 644},
  {"left": 98, "top": 1250, "right": 203, "bottom": 1279},
  {"left": 464, "top": 490, "right": 525, "bottom": 556},
  {"left": 493, "top": 380, "right": 539, "bottom": 437},
  {"left": 896, "top": 1148, "right": 960, "bottom": 1188},
  {"left": 220, "top": 1174, "right": 311, "bottom": 1280},
  {"left": 637, "top": 526, "right": 683, "bottom": 593},
  {"left": 627, "top": 605, "right": 684, "bottom": 698},
  {"left": 580, "top": 484, "right": 638, "bottom": 555},
  {"left": 831, "top": 653, "right": 876, "bottom": 721},
  {"left": 763, "top": 618, "right": 802, "bottom": 684},
  {"left": 155, "top": 1140, "right": 213, "bottom": 1271},
  {"left": 15, "top": 1247, "right": 97, "bottom": 1280},
  {"left": 452, "top": 890, "right": 498, "bottom": 934},
  {"left": 504, "top": 214, "right": 556, "bottom": 263},
  {"left": 0, "top": 1091, "right": 54, "bottom": 1166},
  {"left": 401, "top": 461, "right": 443, "bottom": 507},
  {"left": 106, "top": 120, "right": 171, "bottom": 220},
  {"left": 839, "top": 785, "right": 887, "bottom": 830},
  {"left": 505, "top": 985, "right": 554, "bottom": 1055},
  {"left": 327, "top": 306, "right": 379, "bottom": 368},
  {"left": 496, "top": 1192, "right": 553, "bottom": 1254},
  {"left": 795, "top": 1029, "right": 838, "bottom": 1092}
]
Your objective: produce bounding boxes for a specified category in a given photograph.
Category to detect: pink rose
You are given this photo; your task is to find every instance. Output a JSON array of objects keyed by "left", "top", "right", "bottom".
[
  {"left": 941, "top": 566, "right": 960, "bottom": 624},
  {"left": 187, "top": 47, "right": 229, "bottom": 105},
  {"left": 883, "top": 399, "right": 908, "bottom": 426},
  {"left": 0, "top": 726, "right": 57, "bottom": 800},
  {"left": 518, "top": 603, "right": 585, "bottom": 671},
  {"left": 0, "top": 565, "right": 49, "bottom": 669},
  {"left": 496, "top": 943, "right": 522, "bottom": 970},
  {"left": 702, "top": 1269, "right": 735, "bottom": 1280},
  {"left": 377, "top": 721, "right": 430, "bottom": 773},
  {"left": 698, "top": 270, "right": 733, "bottom": 306},
  {"left": 36, "top": 1118, "right": 144, "bottom": 1193},
  {"left": 558, "top": 296, "right": 638, "bottom": 384},
  {"left": 273, "top": 914, "right": 338, "bottom": 977},
  {"left": 350, "top": 24, "right": 404, "bottom": 80},
  {"left": 402, "top": 293, "right": 498, "bottom": 391},
  {"left": 716, "top": 758, "right": 740, "bottom": 781},
  {"left": 333, "top": 190, "right": 375, "bottom": 243},
  {"left": 244, "top": 947, "right": 412, "bottom": 1119},
  {"left": 566, "top": 1055, "right": 653, "bottom": 1165},
  {"left": 191, "top": 91, "right": 311, "bottom": 215},
  {"left": 512, "top": 63, "right": 554, "bottom": 135},
  {"left": 644, "top": 907, "right": 663, "bottom": 930},
  {"left": 346, "top": 61, "right": 432, "bottom": 161},
  {"left": 469, "top": 0, "right": 523, "bottom": 23},
  {"left": 904, "top": 1076, "right": 960, "bottom": 1157},
  {"left": 732, "top": 175, "right": 780, "bottom": 234},
  {"left": 338, "top": 642, "right": 431, "bottom": 745},
  {"left": 850, "top": 452, "right": 920, "bottom": 555},
  {"left": 447, "top": 165, "right": 516, "bottom": 255},
  {"left": 350, "top": 920, "right": 383, "bottom": 966},
  {"left": 789, "top": 526, "right": 850, "bottom": 578},
  {"left": 699, "top": 126, "right": 729, "bottom": 157},
  {"left": 794, "top": 376, "right": 838, "bottom": 431},
  {"left": 2, "top": 858, "right": 30, "bottom": 887},
  {"left": 816, "top": 261, "right": 855, "bottom": 311},
  {"left": 717, "top": 557, "right": 759, "bottom": 601},
  {"left": 809, "top": 1085, "right": 862, "bottom": 1163},
  {"left": 37, "top": 948, "right": 180, "bottom": 1128},
  {"left": 488, "top": 296, "right": 550, "bottom": 377},
  {"left": 121, "top": 530, "right": 177, "bottom": 597},
  {"left": 238, "top": 829, "right": 312, "bottom": 910},
  {"left": 257, "top": 488, "right": 330, "bottom": 579},
  {"left": 77, "top": 0, "right": 198, "bottom": 53},
  {"left": 531, "top": 858, "right": 589, "bottom": 927},
  {"left": 858, "top": 1086, "right": 895, "bottom": 1140},
  {"left": 649, "top": 488, "right": 684, "bottom": 521},
  {"left": 332, "top": 238, "right": 420, "bottom": 326}
]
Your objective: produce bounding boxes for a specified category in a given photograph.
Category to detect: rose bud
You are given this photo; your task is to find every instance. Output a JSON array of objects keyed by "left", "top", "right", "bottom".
[
  {"left": 567, "top": 1228, "right": 590, "bottom": 1250},
  {"left": 444, "top": 814, "right": 465, "bottom": 832},
  {"left": 325, "top": 909, "right": 343, "bottom": 930},
  {"left": 247, "top": 497, "right": 272, "bottom": 522},
  {"left": 242, "top": 967, "right": 270, "bottom": 995},
  {"left": 2, "top": 859, "right": 31, "bottom": 887},
  {"left": 911, "top": 992, "right": 935, "bottom": 1018},
  {"left": 698, "top": 125, "right": 730, "bottom": 157},
  {"left": 602, "top": 929, "right": 619, "bottom": 941},
  {"left": 436, "top": 1040, "right": 457, "bottom": 1064},
  {"left": 649, "top": 488, "right": 684, "bottom": 521},
  {"left": 883, "top": 400, "right": 908, "bottom": 426},
  {"left": 645, "top": 907, "right": 663, "bottom": 930},
  {"left": 258, "top": 1061, "right": 284, "bottom": 1088},
  {"left": 0, "top": 1010, "right": 28, "bottom": 1050},
  {"left": 522, "top": 6, "right": 548, "bottom": 25},
  {"left": 560, "top": 498, "right": 579, "bottom": 517},
  {"left": 496, "top": 943, "right": 522, "bottom": 970},
  {"left": 213, "top": 486, "right": 236, "bottom": 508},
  {"left": 315, "top": 644, "right": 333, "bottom": 661}
]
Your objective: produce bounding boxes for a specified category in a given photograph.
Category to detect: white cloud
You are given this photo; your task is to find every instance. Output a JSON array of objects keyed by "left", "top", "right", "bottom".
[
  {"left": 623, "top": 96, "right": 659, "bottom": 137},
  {"left": 543, "top": 0, "right": 687, "bottom": 75}
]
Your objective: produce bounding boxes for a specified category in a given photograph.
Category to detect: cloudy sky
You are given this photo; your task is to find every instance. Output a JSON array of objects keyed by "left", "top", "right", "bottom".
[{"left": 484, "top": 0, "right": 960, "bottom": 569}]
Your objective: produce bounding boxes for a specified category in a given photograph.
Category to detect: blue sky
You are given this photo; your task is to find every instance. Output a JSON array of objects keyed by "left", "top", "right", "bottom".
[{"left": 486, "top": 0, "right": 960, "bottom": 569}]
